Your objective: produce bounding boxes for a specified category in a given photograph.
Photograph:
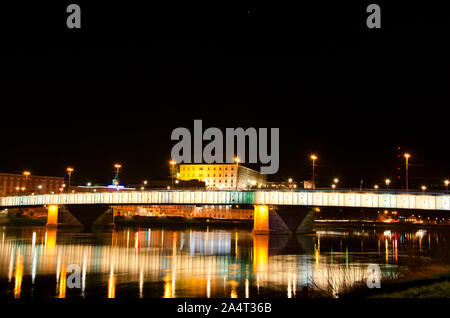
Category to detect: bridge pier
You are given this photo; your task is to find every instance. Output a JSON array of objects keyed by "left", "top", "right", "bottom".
[
  {"left": 46, "top": 204, "right": 114, "bottom": 227},
  {"left": 253, "top": 205, "right": 315, "bottom": 234}
]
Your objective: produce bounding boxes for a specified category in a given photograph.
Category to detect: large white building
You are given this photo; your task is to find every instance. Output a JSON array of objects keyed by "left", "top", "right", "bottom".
[{"left": 177, "top": 164, "right": 266, "bottom": 190}]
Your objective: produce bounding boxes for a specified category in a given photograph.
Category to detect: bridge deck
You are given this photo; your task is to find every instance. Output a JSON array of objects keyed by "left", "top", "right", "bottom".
[{"left": 1, "top": 190, "right": 450, "bottom": 211}]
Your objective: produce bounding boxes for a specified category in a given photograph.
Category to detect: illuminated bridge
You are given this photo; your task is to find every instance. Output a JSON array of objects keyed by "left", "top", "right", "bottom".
[{"left": 1, "top": 190, "right": 450, "bottom": 233}]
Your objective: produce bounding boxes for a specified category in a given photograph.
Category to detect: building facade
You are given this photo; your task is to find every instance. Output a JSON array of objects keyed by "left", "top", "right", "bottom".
[
  {"left": 113, "top": 204, "right": 253, "bottom": 220},
  {"left": 176, "top": 164, "right": 266, "bottom": 190},
  {"left": 0, "top": 172, "right": 65, "bottom": 196}
]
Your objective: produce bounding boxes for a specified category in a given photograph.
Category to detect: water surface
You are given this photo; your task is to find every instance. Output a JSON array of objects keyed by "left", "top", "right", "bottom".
[{"left": 1, "top": 225, "right": 449, "bottom": 298}]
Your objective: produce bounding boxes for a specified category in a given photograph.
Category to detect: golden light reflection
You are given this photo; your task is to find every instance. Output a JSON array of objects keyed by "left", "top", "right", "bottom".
[
  {"left": 14, "top": 249, "right": 23, "bottom": 298},
  {"left": 58, "top": 264, "right": 67, "bottom": 298},
  {"left": 45, "top": 229, "right": 57, "bottom": 248},
  {"left": 108, "top": 267, "right": 116, "bottom": 298},
  {"left": 163, "top": 274, "right": 172, "bottom": 298},
  {"left": 229, "top": 280, "right": 238, "bottom": 298},
  {"left": 385, "top": 238, "right": 389, "bottom": 264},
  {"left": 253, "top": 235, "right": 269, "bottom": 274}
]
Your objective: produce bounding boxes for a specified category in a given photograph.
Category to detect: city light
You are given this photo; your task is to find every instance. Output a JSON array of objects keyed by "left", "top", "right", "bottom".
[
  {"left": 66, "top": 167, "right": 74, "bottom": 192},
  {"left": 310, "top": 154, "right": 317, "bottom": 189},
  {"left": 22, "top": 171, "right": 30, "bottom": 193},
  {"left": 404, "top": 153, "right": 411, "bottom": 193},
  {"left": 385, "top": 178, "right": 391, "bottom": 189},
  {"left": 169, "top": 160, "right": 176, "bottom": 189}
]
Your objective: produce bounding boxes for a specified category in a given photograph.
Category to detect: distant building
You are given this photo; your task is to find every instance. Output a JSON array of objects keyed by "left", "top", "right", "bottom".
[
  {"left": 76, "top": 185, "right": 136, "bottom": 192},
  {"left": 0, "top": 172, "right": 65, "bottom": 196},
  {"left": 303, "top": 180, "right": 313, "bottom": 189},
  {"left": 114, "top": 204, "right": 253, "bottom": 220},
  {"left": 266, "top": 181, "right": 299, "bottom": 189},
  {"left": 177, "top": 164, "right": 266, "bottom": 190}
]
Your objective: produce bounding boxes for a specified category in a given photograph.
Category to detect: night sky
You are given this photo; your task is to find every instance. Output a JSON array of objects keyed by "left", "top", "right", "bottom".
[{"left": 1, "top": 2, "right": 449, "bottom": 189}]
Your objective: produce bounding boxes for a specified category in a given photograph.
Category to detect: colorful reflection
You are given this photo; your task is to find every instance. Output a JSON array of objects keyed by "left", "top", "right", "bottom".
[{"left": 0, "top": 226, "right": 448, "bottom": 298}]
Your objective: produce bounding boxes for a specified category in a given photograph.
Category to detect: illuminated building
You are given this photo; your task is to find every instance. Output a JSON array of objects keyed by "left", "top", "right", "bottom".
[
  {"left": 177, "top": 164, "right": 266, "bottom": 190},
  {"left": 0, "top": 172, "right": 64, "bottom": 196},
  {"left": 113, "top": 204, "right": 253, "bottom": 220}
]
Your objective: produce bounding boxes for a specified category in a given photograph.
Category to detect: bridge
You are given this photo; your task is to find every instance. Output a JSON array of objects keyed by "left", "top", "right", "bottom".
[{"left": 1, "top": 189, "right": 449, "bottom": 233}]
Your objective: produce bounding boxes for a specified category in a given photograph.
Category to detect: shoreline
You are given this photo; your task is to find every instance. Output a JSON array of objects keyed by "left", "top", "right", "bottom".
[{"left": 2, "top": 216, "right": 450, "bottom": 230}]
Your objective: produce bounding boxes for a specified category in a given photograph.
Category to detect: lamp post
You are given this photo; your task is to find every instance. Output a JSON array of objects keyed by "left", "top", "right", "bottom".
[
  {"left": 234, "top": 157, "right": 240, "bottom": 190},
  {"left": 404, "top": 153, "right": 410, "bottom": 193},
  {"left": 333, "top": 178, "right": 339, "bottom": 189},
  {"left": 310, "top": 155, "right": 317, "bottom": 189},
  {"left": 385, "top": 178, "right": 391, "bottom": 190},
  {"left": 421, "top": 185, "right": 427, "bottom": 192},
  {"left": 114, "top": 164, "right": 122, "bottom": 185},
  {"left": 66, "top": 167, "right": 74, "bottom": 192},
  {"left": 23, "top": 171, "right": 30, "bottom": 194},
  {"left": 169, "top": 160, "right": 176, "bottom": 189},
  {"left": 445, "top": 180, "right": 449, "bottom": 194}
]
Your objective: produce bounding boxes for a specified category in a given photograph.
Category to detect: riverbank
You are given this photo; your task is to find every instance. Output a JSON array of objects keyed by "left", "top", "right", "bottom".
[
  {"left": 315, "top": 220, "right": 450, "bottom": 230},
  {"left": 339, "top": 264, "right": 450, "bottom": 298}
]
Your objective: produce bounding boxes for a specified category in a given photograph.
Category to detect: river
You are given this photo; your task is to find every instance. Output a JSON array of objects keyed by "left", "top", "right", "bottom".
[{"left": 1, "top": 224, "right": 449, "bottom": 298}]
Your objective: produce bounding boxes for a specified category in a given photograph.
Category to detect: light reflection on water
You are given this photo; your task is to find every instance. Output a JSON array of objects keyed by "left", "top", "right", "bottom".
[{"left": 0, "top": 226, "right": 448, "bottom": 298}]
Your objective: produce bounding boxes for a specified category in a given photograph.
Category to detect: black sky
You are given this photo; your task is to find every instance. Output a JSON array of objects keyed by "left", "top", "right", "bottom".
[{"left": 1, "top": 1, "right": 449, "bottom": 189}]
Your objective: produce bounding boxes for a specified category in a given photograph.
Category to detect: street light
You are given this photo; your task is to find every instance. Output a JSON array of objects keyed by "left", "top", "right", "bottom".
[
  {"left": 404, "top": 153, "right": 410, "bottom": 193},
  {"left": 169, "top": 160, "right": 176, "bottom": 189},
  {"left": 23, "top": 171, "right": 30, "bottom": 193},
  {"left": 66, "top": 167, "right": 74, "bottom": 192},
  {"left": 385, "top": 178, "right": 391, "bottom": 190},
  {"left": 421, "top": 185, "right": 427, "bottom": 192},
  {"left": 310, "top": 154, "right": 317, "bottom": 189},
  {"left": 333, "top": 178, "right": 339, "bottom": 184},
  {"left": 114, "top": 164, "right": 122, "bottom": 185},
  {"left": 445, "top": 180, "right": 449, "bottom": 194},
  {"left": 374, "top": 185, "right": 379, "bottom": 190},
  {"left": 234, "top": 157, "right": 240, "bottom": 190}
]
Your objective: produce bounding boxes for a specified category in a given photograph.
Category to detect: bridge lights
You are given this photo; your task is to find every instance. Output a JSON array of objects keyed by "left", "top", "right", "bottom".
[{"left": 310, "top": 154, "right": 317, "bottom": 189}]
